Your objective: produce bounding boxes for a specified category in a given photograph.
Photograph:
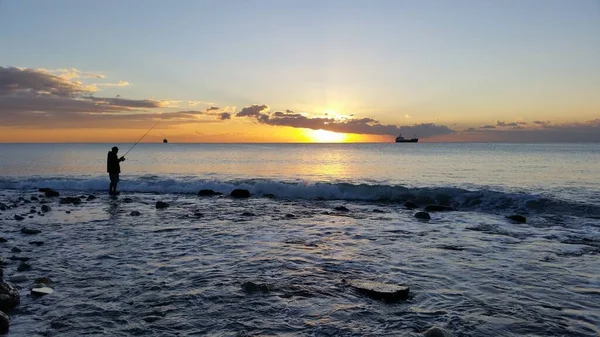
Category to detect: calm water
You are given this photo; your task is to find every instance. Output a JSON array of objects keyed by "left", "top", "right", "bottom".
[{"left": 0, "top": 143, "right": 599, "bottom": 336}]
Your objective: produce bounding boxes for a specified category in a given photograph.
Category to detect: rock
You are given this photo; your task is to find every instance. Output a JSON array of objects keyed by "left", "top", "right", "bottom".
[
  {"left": 21, "top": 228, "right": 41, "bottom": 235},
  {"left": 0, "top": 310, "right": 8, "bottom": 334},
  {"left": 122, "top": 198, "right": 134, "bottom": 203},
  {"left": 9, "top": 256, "right": 30, "bottom": 262},
  {"left": 344, "top": 279, "right": 409, "bottom": 302},
  {"left": 155, "top": 201, "right": 169, "bottom": 209},
  {"left": 334, "top": 206, "right": 350, "bottom": 212},
  {"left": 241, "top": 281, "right": 274, "bottom": 293},
  {"left": 404, "top": 201, "right": 419, "bottom": 209},
  {"left": 29, "top": 209, "right": 37, "bottom": 214},
  {"left": 425, "top": 205, "right": 456, "bottom": 212},
  {"left": 30, "top": 196, "right": 39, "bottom": 201},
  {"left": 0, "top": 271, "right": 20, "bottom": 312},
  {"left": 31, "top": 286, "right": 54, "bottom": 297},
  {"left": 17, "top": 262, "right": 31, "bottom": 272},
  {"left": 241, "top": 212, "right": 255, "bottom": 217},
  {"left": 28, "top": 216, "right": 34, "bottom": 219},
  {"left": 28, "top": 241, "right": 44, "bottom": 246},
  {"left": 86, "top": 195, "right": 97, "bottom": 201},
  {"left": 193, "top": 212, "right": 203, "bottom": 217},
  {"left": 43, "top": 189, "right": 60, "bottom": 197},
  {"left": 285, "top": 213, "right": 296, "bottom": 218},
  {"left": 0, "top": 203, "right": 8, "bottom": 211},
  {"left": 65, "top": 210, "right": 71, "bottom": 214},
  {"left": 41, "top": 205, "right": 51, "bottom": 212},
  {"left": 14, "top": 215, "right": 24, "bottom": 221},
  {"left": 0, "top": 238, "right": 6, "bottom": 243},
  {"left": 414, "top": 211, "right": 431, "bottom": 220},
  {"left": 263, "top": 193, "right": 276, "bottom": 199},
  {"left": 424, "top": 327, "right": 453, "bottom": 337},
  {"left": 130, "top": 211, "right": 141, "bottom": 216},
  {"left": 59, "top": 197, "right": 81, "bottom": 205},
  {"left": 506, "top": 214, "right": 527, "bottom": 223},
  {"left": 230, "top": 189, "right": 251, "bottom": 198},
  {"left": 10, "top": 247, "right": 21, "bottom": 253},
  {"left": 197, "top": 189, "right": 222, "bottom": 196},
  {"left": 372, "top": 209, "right": 386, "bottom": 213},
  {"left": 34, "top": 277, "right": 53, "bottom": 285}
]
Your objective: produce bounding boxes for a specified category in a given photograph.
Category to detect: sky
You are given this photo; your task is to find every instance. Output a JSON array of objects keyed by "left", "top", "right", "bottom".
[{"left": 0, "top": 0, "right": 599, "bottom": 142}]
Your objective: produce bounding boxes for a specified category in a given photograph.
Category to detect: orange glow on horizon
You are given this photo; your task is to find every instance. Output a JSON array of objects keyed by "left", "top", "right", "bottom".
[{"left": 305, "top": 129, "right": 348, "bottom": 143}]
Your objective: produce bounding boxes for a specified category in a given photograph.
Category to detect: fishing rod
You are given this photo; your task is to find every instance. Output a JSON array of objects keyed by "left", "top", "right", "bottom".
[{"left": 122, "top": 119, "right": 161, "bottom": 157}]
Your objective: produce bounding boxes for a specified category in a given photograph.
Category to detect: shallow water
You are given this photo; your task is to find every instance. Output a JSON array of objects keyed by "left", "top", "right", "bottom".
[{"left": 1, "top": 189, "right": 599, "bottom": 336}]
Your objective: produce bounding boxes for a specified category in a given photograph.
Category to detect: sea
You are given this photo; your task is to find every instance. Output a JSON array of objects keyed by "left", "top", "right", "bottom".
[{"left": 0, "top": 143, "right": 599, "bottom": 336}]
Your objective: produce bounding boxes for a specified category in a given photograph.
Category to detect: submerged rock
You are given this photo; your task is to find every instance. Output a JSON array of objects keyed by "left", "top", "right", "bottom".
[
  {"left": 424, "top": 327, "right": 453, "bottom": 337},
  {"left": 263, "top": 193, "right": 276, "bottom": 199},
  {"left": 285, "top": 213, "right": 296, "bottom": 218},
  {"left": 42, "top": 189, "right": 60, "bottom": 197},
  {"left": 230, "top": 189, "right": 251, "bottom": 198},
  {"left": 334, "top": 206, "right": 350, "bottom": 212},
  {"left": 0, "top": 203, "right": 8, "bottom": 211},
  {"left": 193, "top": 212, "right": 203, "bottom": 217},
  {"left": 156, "top": 201, "right": 169, "bottom": 209},
  {"left": 30, "top": 196, "right": 39, "bottom": 201},
  {"left": 21, "top": 228, "right": 41, "bottom": 235},
  {"left": 0, "top": 238, "right": 6, "bottom": 243},
  {"left": 372, "top": 209, "right": 386, "bottom": 213},
  {"left": 28, "top": 241, "right": 44, "bottom": 246},
  {"left": 17, "top": 262, "right": 31, "bottom": 272},
  {"left": 506, "top": 214, "right": 527, "bottom": 223},
  {"left": 59, "top": 197, "right": 82, "bottom": 205},
  {"left": 10, "top": 247, "right": 21, "bottom": 253},
  {"left": 87, "top": 195, "right": 97, "bottom": 201},
  {"left": 41, "top": 205, "right": 51, "bottom": 213},
  {"left": 404, "top": 201, "right": 419, "bottom": 209},
  {"left": 241, "top": 281, "right": 274, "bottom": 293},
  {"left": 241, "top": 212, "right": 255, "bottom": 217},
  {"left": 13, "top": 215, "right": 24, "bottom": 221},
  {"left": 198, "top": 189, "right": 222, "bottom": 196},
  {"left": 425, "top": 205, "right": 456, "bottom": 212},
  {"left": 343, "top": 279, "right": 409, "bottom": 302},
  {"left": 130, "top": 211, "right": 141, "bottom": 217},
  {"left": 414, "top": 211, "right": 431, "bottom": 220}
]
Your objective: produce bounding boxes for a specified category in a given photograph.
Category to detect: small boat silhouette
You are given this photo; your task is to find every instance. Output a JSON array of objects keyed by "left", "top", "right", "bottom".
[{"left": 163, "top": 138, "right": 168, "bottom": 143}]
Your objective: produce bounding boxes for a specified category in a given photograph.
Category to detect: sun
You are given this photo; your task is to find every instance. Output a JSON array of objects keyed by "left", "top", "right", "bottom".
[{"left": 306, "top": 129, "right": 348, "bottom": 143}]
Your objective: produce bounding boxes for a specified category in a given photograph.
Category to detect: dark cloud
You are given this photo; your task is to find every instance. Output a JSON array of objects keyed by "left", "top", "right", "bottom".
[
  {"left": 219, "top": 112, "right": 232, "bottom": 120},
  {"left": 236, "top": 104, "right": 269, "bottom": 118},
  {"left": 480, "top": 125, "right": 496, "bottom": 129},
  {"left": 87, "top": 97, "right": 166, "bottom": 108},
  {"left": 461, "top": 119, "right": 600, "bottom": 142},
  {"left": 496, "top": 121, "right": 519, "bottom": 128},
  {"left": 0, "top": 66, "right": 91, "bottom": 97},
  {"left": 234, "top": 104, "right": 455, "bottom": 138},
  {"left": 207, "top": 106, "right": 220, "bottom": 111}
]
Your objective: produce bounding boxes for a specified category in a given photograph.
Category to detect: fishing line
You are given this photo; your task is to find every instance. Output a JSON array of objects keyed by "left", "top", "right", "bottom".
[{"left": 122, "top": 119, "right": 161, "bottom": 157}]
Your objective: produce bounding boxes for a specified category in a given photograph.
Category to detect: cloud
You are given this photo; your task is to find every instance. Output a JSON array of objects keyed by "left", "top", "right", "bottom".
[
  {"left": 219, "top": 112, "right": 232, "bottom": 120},
  {"left": 496, "top": 120, "right": 519, "bottom": 128},
  {"left": 236, "top": 104, "right": 269, "bottom": 118},
  {"left": 96, "top": 81, "right": 130, "bottom": 87},
  {"left": 460, "top": 119, "right": 600, "bottom": 142},
  {"left": 233, "top": 104, "right": 455, "bottom": 138},
  {"left": 188, "top": 100, "right": 214, "bottom": 107},
  {"left": 405, "top": 114, "right": 412, "bottom": 119},
  {"left": 1, "top": 66, "right": 93, "bottom": 97}
]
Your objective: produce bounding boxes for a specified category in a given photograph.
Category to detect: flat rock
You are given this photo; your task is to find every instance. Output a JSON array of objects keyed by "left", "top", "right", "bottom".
[
  {"left": 414, "top": 211, "right": 431, "bottom": 220},
  {"left": 21, "top": 228, "right": 41, "bottom": 235},
  {"left": 506, "top": 214, "right": 527, "bottom": 223},
  {"left": 230, "top": 189, "right": 251, "bottom": 198},
  {"left": 8, "top": 275, "right": 28, "bottom": 283},
  {"left": 344, "top": 279, "right": 409, "bottom": 302},
  {"left": 424, "top": 205, "right": 456, "bottom": 212},
  {"left": 155, "top": 201, "right": 169, "bottom": 209},
  {"left": 198, "top": 189, "right": 222, "bottom": 196},
  {"left": 31, "top": 286, "right": 54, "bottom": 297}
]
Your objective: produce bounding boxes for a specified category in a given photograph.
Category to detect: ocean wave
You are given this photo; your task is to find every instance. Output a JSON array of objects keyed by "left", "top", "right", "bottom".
[{"left": 0, "top": 176, "right": 598, "bottom": 218}]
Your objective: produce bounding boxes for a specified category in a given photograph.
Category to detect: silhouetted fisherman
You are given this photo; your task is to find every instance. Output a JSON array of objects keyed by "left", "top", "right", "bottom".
[{"left": 107, "top": 146, "right": 126, "bottom": 195}]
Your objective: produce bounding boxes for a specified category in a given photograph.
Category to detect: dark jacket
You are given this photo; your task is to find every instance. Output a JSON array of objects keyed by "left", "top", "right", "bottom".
[{"left": 107, "top": 152, "right": 121, "bottom": 174}]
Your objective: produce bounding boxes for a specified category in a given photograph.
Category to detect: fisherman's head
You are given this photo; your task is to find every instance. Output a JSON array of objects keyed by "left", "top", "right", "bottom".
[{"left": 111, "top": 146, "right": 119, "bottom": 154}]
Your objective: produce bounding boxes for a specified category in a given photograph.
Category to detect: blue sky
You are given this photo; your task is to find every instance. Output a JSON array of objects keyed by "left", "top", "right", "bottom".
[{"left": 0, "top": 0, "right": 599, "bottom": 142}]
